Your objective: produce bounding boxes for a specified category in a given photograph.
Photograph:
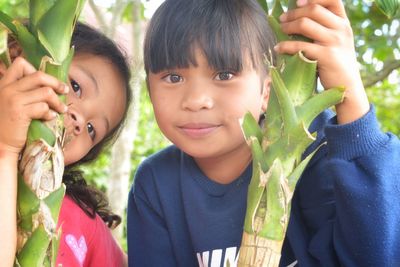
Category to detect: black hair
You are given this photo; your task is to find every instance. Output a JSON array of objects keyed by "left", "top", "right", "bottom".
[
  {"left": 144, "top": 0, "right": 276, "bottom": 78},
  {"left": 63, "top": 22, "right": 132, "bottom": 229}
]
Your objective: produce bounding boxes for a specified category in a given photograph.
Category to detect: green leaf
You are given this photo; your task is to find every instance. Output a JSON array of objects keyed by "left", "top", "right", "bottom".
[
  {"left": 0, "top": 10, "right": 17, "bottom": 34},
  {"left": 122, "top": 2, "right": 146, "bottom": 22},
  {"left": 14, "top": 21, "right": 46, "bottom": 69},
  {"left": 374, "top": 0, "right": 399, "bottom": 19},
  {"left": 288, "top": 142, "right": 323, "bottom": 190},
  {"left": 43, "top": 184, "right": 65, "bottom": 222},
  {"left": 50, "top": 228, "right": 62, "bottom": 267},
  {"left": 29, "top": 0, "right": 57, "bottom": 32},
  {"left": 36, "top": 0, "right": 84, "bottom": 62},
  {"left": 271, "top": 0, "right": 284, "bottom": 19},
  {"left": 259, "top": 158, "right": 286, "bottom": 240},
  {"left": 17, "top": 174, "right": 40, "bottom": 230},
  {"left": 42, "top": 46, "right": 74, "bottom": 82},
  {"left": 27, "top": 120, "right": 55, "bottom": 146},
  {"left": 243, "top": 137, "right": 269, "bottom": 234},
  {"left": 17, "top": 225, "right": 50, "bottom": 267},
  {"left": 267, "top": 15, "right": 290, "bottom": 43},
  {"left": 281, "top": 52, "right": 317, "bottom": 106},
  {"left": 241, "top": 112, "right": 263, "bottom": 144},
  {"left": 257, "top": 0, "right": 269, "bottom": 13},
  {"left": 0, "top": 0, "right": 29, "bottom": 18},
  {"left": 270, "top": 67, "right": 298, "bottom": 134},
  {"left": 296, "top": 87, "right": 345, "bottom": 128},
  {"left": 264, "top": 87, "right": 283, "bottom": 144}
]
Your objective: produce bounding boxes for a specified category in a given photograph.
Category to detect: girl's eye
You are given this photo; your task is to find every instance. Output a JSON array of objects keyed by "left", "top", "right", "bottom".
[
  {"left": 87, "top": 123, "right": 96, "bottom": 141},
  {"left": 215, "top": 71, "right": 234, "bottom": 81},
  {"left": 70, "top": 79, "right": 82, "bottom": 97},
  {"left": 163, "top": 74, "right": 182, "bottom": 83}
]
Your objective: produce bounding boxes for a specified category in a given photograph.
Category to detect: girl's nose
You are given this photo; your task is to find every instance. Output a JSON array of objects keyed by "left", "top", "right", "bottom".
[
  {"left": 181, "top": 85, "right": 214, "bottom": 111},
  {"left": 68, "top": 110, "right": 85, "bottom": 135}
]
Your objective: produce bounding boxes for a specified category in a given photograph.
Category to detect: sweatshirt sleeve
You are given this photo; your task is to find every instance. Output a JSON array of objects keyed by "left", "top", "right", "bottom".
[
  {"left": 324, "top": 106, "right": 400, "bottom": 266},
  {"left": 127, "top": 161, "right": 177, "bottom": 267}
]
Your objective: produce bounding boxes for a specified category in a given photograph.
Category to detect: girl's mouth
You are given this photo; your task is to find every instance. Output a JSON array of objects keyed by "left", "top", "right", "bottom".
[{"left": 179, "top": 123, "right": 220, "bottom": 138}]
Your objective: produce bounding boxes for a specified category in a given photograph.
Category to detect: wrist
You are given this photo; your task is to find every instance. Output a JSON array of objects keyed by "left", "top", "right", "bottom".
[
  {"left": 0, "top": 143, "right": 20, "bottom": 162},
  {"left": 335, "top": 83, "right": 370, "bottom": 125}
]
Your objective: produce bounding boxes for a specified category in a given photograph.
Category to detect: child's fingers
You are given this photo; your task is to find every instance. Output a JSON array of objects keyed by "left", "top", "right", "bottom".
[
  {"left": 0, "top": 57, "right": 36, "bottom": 85},
  {"left": 280, "top": 18, "right": 338, "bottom": 45},
  {"left": 280, "top": 3, "right": 346, "bottom": 30},
  {"left": 274, "top": 41, "right": 323, "bottom": 61},
  {"left": 279, "top": 1, "right": 354, "bottom": 47},
  {"left": 22, "top": 87, "right": 68, "bottom": 114},
  {"left": 23, "top": 102, "right": 58, "bottom": 121},
  {"left": 14, "top": 71, "right": 69, "bottom": 95},
  {"left": 297, "top": 0, "right": 347, "bottom": 18},
  {"left": 1, "top": 57, "right": 68, "bottom": 95}
]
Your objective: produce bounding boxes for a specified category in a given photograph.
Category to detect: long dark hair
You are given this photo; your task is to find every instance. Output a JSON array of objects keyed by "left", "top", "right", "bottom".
[
  {"left": 63, "top": 22, "right": 132, "bottom": 228},
  {"left": 144, "top": 0, "right": 276, "bottom": 78}
]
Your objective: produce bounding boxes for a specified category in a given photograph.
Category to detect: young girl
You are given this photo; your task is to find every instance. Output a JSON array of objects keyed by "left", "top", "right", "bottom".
[
  {"left": 0, "top": 22, "right": 131, "bottom": 267},
  {"left": 127, "top": 0, "right": 400, "bottom": 266}
]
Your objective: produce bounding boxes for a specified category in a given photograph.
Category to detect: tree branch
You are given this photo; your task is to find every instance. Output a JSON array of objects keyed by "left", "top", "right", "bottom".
[
  {"left": 88, "top": 0, "right": 107, "bottom": 31},
  {"left": 107, "top": 0, "right": 144, "bottom": 242},
  {"left": 363, "top": 59, "right": 400, "bottom": 88},
  {"left": 108, "top": 0, "right": 129, "bottom": 38}
]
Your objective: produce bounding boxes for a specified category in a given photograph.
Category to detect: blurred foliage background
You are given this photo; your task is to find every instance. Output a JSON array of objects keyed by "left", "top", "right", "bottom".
[
  {"left": 1, "top": 0, "right": 399, "bottom": 251},
  {"left": 345, "top": 0, "right": 400, "bottom": 135}
]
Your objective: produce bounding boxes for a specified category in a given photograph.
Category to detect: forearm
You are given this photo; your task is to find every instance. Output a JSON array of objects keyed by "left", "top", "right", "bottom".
[
  {"left": 325, "top": 107, "right": 400, "bottom": 265},
  {"left": 332, "top": 144, "right": 400, "bottom": 266},
  {"left": 335, "top": 78, "right": 370, "bottom": 125},
  {"left": 0, "top": 149, "right": 19, "bottom": 266}
]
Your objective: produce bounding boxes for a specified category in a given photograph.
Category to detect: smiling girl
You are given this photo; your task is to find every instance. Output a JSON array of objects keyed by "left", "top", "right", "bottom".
[{"left": 127, "top": 0, "right": 400, "bottom": 266}]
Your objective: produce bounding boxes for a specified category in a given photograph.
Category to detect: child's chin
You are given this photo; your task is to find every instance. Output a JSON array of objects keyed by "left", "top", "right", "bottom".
[
  {"left": 63, "top": 153, "right": 74, "bottom": 166},
  {"left": 62, "top": 141, "right": 75, "bottom": 164}
]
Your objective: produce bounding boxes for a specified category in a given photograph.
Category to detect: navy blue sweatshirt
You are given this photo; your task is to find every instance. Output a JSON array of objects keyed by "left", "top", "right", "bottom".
[{"left": 127, "top": 107, "right": 400, "bottom": 267}]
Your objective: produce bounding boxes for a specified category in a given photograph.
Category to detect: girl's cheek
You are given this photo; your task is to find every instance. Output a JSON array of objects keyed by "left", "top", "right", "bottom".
[
  {"left": 63, "top": 142, "right": 89, "bottom": 166},
  {"left": 65, "top": 91, "right": 76, "bottom": 104}
]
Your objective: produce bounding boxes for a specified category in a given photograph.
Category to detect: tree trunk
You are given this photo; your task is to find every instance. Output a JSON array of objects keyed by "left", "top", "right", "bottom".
[{"left": 107, "top": 0, "right": 144, "bottom": 242}]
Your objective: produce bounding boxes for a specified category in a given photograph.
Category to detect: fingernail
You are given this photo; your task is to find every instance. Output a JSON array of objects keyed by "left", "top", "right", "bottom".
[
  {"left": 279, "top": 13, "right": 287, "bottom": 22},
  {"left": 64, "top": 84, "right": 69, "bottom": 94},
  {"left": 297, "top": 0, "right": 307, "bottom": 6},
  {"left": 60, "top": 83, "right": 69, "bottom": 94},
  {"left": 50, "top": 110, "right": 57, "bottom": 118},
  {"left": 273, "top": 44, "right": 280, "bottom": 52},
  {"left": 63, "top": 105, "right": 68, "bottom": 113}
]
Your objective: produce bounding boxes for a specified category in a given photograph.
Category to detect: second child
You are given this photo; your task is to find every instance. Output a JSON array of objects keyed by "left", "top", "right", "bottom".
[{"left": 0, "top": 22, "right": 131, "bottom": 267}]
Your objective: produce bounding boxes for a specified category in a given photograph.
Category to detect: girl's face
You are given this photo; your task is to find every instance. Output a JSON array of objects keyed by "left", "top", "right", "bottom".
[
  {"left": 148, "top": 49, "right": 270, "bottom": 169},
  {"left": 63, "top": 54, "right": 126, "bottom": 165}
]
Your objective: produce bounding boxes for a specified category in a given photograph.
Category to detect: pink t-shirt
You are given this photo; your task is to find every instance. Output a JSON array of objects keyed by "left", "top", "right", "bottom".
[{"left": 56, "top": 196, "right": 125, "bottom": 267}]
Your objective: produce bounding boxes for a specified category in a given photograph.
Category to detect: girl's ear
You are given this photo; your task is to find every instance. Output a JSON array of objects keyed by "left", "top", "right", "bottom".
[{"left": 261, "top": 76, "right": 271, "bottom": 113}]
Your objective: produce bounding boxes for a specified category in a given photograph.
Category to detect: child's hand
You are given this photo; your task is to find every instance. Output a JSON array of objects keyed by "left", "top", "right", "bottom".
[
  {"left": 0, "top": 57, "right": 68, "bottom": 156},
  {"left": 275, "top": 0, "right": 370, "bottom": 124}
]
